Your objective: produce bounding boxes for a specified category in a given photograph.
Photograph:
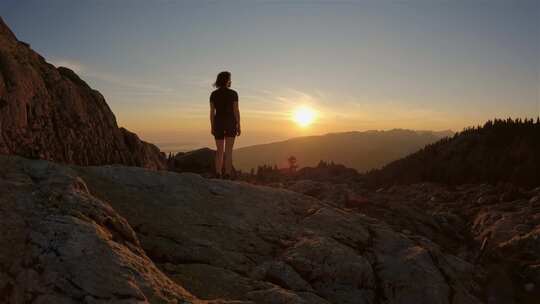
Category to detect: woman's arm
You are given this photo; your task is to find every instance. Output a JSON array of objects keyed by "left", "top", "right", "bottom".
[
  {"left": 210, "top": 102, "right": 215, "bottom": 135},
  {"left": 233, "top": 101, "right": 241, "bottom": 136}
]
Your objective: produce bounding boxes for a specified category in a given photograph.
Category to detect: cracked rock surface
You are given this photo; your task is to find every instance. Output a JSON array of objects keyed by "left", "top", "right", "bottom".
[
  {"left": 8, "top": 155, "right": 535, "bottom": 303},
  {"left": 281, "top": 181, "right": 540, "bottom": 304},
  {"left": 74, "top": 160, "right": 483, "bottom": 304},
  {"left": 0, "top": 156, "right": 199, "bottom": 304}
]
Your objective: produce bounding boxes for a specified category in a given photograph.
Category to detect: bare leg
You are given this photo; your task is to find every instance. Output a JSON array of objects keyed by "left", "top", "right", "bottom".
[
  {"left": 224, "top": 136, "right": 235, "bottom": 175},
  {"left": 215, "top": 139, "right": 224, "bottom": 176}
]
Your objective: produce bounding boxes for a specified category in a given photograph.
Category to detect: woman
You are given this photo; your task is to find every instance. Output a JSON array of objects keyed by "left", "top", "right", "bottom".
[{"left": 209, "top": 71, "right": 241, "bottom": 179}]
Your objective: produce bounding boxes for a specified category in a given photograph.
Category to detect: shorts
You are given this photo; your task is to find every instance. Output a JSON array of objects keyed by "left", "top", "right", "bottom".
[{"left": 213, "top": 119, "right": 237, "bottom": 140}]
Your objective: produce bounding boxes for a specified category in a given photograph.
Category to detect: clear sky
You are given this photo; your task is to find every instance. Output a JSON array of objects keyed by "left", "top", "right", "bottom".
[{"left": 1, "top": 0, "right": 539, "bottom": 151}]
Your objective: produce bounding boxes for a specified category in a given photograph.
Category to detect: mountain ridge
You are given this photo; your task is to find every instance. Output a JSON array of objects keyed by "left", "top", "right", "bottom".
[
  {"left": 0, "top": 17, "right": 166, "bottom": 169},
  {"left": 363, "top": 118, "right": 540, "bottom": 188},
  {"left": 234, "top": 129, "right": 453, "bottom": 172}
]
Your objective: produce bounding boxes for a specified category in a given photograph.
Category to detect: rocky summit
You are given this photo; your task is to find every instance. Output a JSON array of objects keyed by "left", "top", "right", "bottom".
[
  {"left": 1, "top": 15, "right": 538, "bottom": 304},
  {"left": 0, "top": 17, "right": 165, "bottom": 169},
  {"left": 1, "top": 155, "right": 496, "bottom": 304}
]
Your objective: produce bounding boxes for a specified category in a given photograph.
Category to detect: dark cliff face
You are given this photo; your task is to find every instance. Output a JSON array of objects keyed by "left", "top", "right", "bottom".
[{"left": 0, "top": 17, "right": 166, "bottom": 169}]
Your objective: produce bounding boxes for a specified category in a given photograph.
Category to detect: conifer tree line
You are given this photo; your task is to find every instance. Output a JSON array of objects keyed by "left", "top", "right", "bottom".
[{"left": 364, "top": 118, "right": 540, "bottom": 188}]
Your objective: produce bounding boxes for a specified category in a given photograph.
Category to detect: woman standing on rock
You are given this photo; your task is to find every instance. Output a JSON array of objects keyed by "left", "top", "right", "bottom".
[{"left": 210, "top": 71, "right": 241, "bottom": 179}]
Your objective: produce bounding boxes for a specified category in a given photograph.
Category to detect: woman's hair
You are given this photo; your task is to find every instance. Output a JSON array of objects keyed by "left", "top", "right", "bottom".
[{"left": 213, "top": 71, "right": 231, "bottom": 88}]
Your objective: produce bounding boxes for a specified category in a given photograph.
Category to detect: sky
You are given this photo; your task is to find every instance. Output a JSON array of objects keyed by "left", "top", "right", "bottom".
[{"left": 1, "top": 0, "right": 539, "bottom": 151}]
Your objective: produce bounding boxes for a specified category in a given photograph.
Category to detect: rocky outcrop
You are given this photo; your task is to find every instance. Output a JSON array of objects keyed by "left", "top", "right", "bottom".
[
  {"left": 1, "top": 155, "right": 486, "bottom": 303},
  {"left": 282, "top": 180, "right": 540, "bottom": 303},
  {"left": 0, "top": 17, "right": 166, "bottom": 169},
  {"left": 77, "top": 160, "right": 485, "bottom": 303},
  {"left": 0, "top": 156, "right": 198, "bottom": 303},
  {"left": 168, "top": 148, "right": 215, "bottom": 174},
  {"left": 167, "top": 148, "right": 243, "bottom": 177}
]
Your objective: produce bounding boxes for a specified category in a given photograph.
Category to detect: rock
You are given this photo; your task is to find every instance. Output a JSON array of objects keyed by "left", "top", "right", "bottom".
[
  {"left": 477, "top": 195, "right": 499, "bottom": 205},
  {"left": 0, "top": 17, "right": 165, "bottom": 169},
  {"left": 0, "top": 156, "right": 199, "bottom": 303},
  {"left": 168, "top": 148, "right": 215, "bottom": 174},
  {"left": 71, "top": 158, "right": 480, "bottom": 304},
  {"left": 0, "top": 154, "right": 471, "bottom": 304},
  {"left": 286, "top": 180, "right": 351, "bottom": 207},
  {"left": 531, "top": 187, "right": 540, "bottom": 195},
  {"left": 279, "top": 176, "right": 540, "bottom": 302},
  {"left": 252, "top": 261, "right": 313, "bottom": 292},
  {"left": 283, "top": 236, "right": 375, "bottom": 304},
  {"left": 6, "top": 154, "right": 539, "bottom": 303},
  {"left": 370, "top": 228, "right": 451, "bottom": 304},
  {"left": 246, "top": 287, "right": 328, "bottom": 304},
  {"left": 500, "top": 186, "right": 526, "bottom": 202},
  {"left": 344, "top": 191, "right": 370, "bottom": 208},
  {"left": 524, "top": 264, "right": 540, "bottom": 285},
  {"left": 167, "top": 147, "right": 243, "bottom": 176}
]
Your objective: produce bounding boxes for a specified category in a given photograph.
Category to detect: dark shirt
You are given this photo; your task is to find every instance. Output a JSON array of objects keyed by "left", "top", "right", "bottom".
[{"left": 210, "top": 88, "right": 238, "bottom": 121}]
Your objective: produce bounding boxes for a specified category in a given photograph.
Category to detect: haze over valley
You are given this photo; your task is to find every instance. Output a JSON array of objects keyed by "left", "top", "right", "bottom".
[{"left": 233, "top": 129, "right": 454, "bottom": 172}]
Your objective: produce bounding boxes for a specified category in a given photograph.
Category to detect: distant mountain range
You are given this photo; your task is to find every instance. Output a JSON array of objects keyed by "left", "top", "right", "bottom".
[{"left": 233, "top": 129, "right": 453, "bottom": 172}]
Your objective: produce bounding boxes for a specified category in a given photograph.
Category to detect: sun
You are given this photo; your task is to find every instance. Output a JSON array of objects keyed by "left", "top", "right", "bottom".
[{"left": 292, "top": 106, "right": 317, "bottom": 127}]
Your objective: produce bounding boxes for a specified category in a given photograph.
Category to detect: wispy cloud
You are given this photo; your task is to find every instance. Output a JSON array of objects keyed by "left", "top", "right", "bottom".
[
  {"left": 242, "top": 87, "right": 462, "bottom": 131},
  {"left": 86, "top": 72, "right": 174, "bottom": 95},
  {"left": 48, "top": 57, "right": 174, "bottom": 96},
  {"left": 234, "top": 87, "right": 332, "bottom": 124},
  {"left": 179, "top": 75, "right": 214, "bottom": 89}
]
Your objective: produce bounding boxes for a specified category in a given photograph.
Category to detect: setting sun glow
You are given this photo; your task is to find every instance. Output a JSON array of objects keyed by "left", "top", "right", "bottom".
[{"left": 292, "top": 106, "right": 317, "bottom": 127}]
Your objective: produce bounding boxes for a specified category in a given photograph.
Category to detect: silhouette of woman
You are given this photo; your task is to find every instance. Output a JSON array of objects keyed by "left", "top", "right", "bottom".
[{"left": 210, "top": 71, "right": 241, "bottom": 179}]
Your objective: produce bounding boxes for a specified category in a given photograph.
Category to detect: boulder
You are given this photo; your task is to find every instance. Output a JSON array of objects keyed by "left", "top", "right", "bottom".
[{"left": 0, "top": 156, "right": 198, "bottom": 303}]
